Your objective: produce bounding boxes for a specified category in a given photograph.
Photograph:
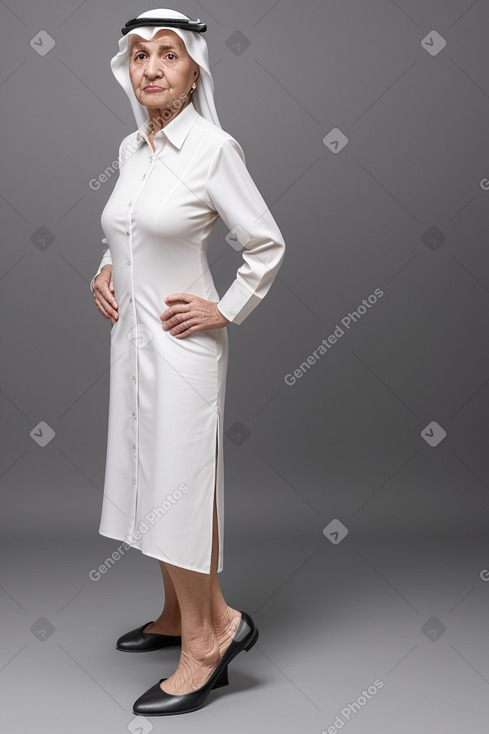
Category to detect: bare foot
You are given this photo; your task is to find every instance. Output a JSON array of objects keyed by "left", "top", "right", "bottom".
[{"left": 159, "top": 608, "right": 242, "bottom": 695}]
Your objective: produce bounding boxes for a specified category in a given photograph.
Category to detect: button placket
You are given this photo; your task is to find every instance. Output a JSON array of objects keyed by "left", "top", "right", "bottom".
[{"left": 126, "top": 151, "right": 155, "bottom": 541}]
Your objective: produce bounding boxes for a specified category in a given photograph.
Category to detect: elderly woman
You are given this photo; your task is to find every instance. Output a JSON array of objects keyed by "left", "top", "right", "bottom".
[{"left": 90, "top": 8, "right": 285, "bottom": 716}]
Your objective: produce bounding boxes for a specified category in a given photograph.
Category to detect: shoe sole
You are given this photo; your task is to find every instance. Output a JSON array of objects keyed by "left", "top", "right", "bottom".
[{"left": 116, "top": 643, "right": 180, "bottom": 652}]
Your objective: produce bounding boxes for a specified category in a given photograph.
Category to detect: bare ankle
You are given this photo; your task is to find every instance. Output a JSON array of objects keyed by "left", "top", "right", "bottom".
[
  {"left": 147, "top": 613, "right": 181, "bottom": 635},
  {"left": 181, "top": 641, "right": 220, "bottom": 669},
  {"left": 213, "top": 605, "right": 240, "bottom": 629},
  {"left": 212, "top": 607, "right": 241, "bottom": 647}
]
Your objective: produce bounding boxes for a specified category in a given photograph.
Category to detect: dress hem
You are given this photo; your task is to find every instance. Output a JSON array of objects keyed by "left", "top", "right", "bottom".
[{"left": 98, "top": 528, "right": 223, "bottom": 574}]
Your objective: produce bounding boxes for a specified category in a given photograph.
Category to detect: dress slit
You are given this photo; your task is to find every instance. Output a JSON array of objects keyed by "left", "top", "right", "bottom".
[{"left": 211, "top": 411, "right": 223, "bottom": 573}]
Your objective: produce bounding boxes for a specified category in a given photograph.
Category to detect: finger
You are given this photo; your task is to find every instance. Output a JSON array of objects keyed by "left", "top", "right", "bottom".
[
  {"left": 94, "top": 297, "right": 112, "bottom": 320},
  {"left": 164, "top": 292, "right": 190, "bottom": 304},
  {"left": 96, "top": 286, "right": 119, "bottom": 312},
  {"left": 101, "top": 286, "right": 119, "bottom": 309},
  {"left": 161, "top": 306, "right": 193, "bottom": 327},
  {"left": 94, "top": 297, "right": 114, "bottom": 321},
  {"left": 163, "top": 313, "right": 195, "bottom": 331},
  {"left": 173, "top": 323, "right": 200, "bottom": 338},
  {"left": 95, "top": 294, "right": 119, "bottom": 320},
  {"left": 94, "top": 271, "right": 118, "bottom": 304},
  {"left": 168, "top": 317, "right": 200, "bottom": 336}
]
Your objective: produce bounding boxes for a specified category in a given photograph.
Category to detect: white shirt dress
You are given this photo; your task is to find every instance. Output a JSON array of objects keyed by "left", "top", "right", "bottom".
[{"left": 90, "top": 102, "right": 286, "bottom": 573}]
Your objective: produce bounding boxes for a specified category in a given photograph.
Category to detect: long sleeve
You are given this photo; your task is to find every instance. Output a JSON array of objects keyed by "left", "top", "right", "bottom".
[
  {"left": 89, "top": 238, "right": 112, "bottom": 292},
  {"left": 89, "top": 135, "right": 129, "bottom": 293},
  {"left": 205, "top": 138, "right": 286, "bottom": 325}
]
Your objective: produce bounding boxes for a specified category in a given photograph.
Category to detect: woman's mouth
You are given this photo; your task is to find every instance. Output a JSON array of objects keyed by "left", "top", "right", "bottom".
[{"left": 144, "top": 86, "right": 167, "bottom": 92}]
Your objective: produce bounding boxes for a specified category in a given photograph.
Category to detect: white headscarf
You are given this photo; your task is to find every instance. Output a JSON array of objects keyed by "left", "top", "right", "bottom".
[{"left": 110, "top": 8, "right": 222, "bottom": 129}]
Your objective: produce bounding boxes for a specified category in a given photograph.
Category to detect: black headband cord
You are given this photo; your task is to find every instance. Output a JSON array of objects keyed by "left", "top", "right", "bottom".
[{"left": 121, "top": 17, "right": 207, "bottom": 36}]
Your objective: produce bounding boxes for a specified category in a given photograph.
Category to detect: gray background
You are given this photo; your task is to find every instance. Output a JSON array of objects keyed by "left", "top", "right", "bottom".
[{"left": 1, "top": 0, "right": 489, "bottom": 731}]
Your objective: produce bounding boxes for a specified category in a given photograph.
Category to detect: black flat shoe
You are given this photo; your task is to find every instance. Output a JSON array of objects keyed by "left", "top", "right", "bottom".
[
  {"left": 116, "top": 621, "right": 181, "bottom": 652},
  {"left": 132, "top": 610, "right": 258, "bottom": 716}
]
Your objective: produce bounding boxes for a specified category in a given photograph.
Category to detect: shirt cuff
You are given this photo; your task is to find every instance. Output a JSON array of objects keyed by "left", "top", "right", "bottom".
[{"left": 216, "top": 280, "right": 262, "bottom": 325}]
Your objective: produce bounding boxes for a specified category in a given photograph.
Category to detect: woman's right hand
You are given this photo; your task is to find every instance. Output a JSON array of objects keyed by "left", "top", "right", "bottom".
[{"left": 93, "top": 265, "right": 119, "bottom": 324}]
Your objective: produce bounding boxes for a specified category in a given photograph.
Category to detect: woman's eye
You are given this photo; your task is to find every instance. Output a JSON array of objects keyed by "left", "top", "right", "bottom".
[{"left": 133, "top": 51, "right": 176, "bottom": 62}]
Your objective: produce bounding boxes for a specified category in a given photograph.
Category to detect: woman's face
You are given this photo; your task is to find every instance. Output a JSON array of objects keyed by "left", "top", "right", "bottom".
[{"left": 128, "top": 29, "right": 199, "bottom": 117}]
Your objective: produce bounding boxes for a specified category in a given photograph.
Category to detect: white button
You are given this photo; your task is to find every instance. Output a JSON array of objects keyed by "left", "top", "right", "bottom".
[
  {"left": 128, "top": 201, "right": 133, "bottom": 207},
  {"left": 127, "top": 259, "right": 131, "bottom": 265},
  {"left": 142, "top": 174, "right": 147, "bottom": 180},
  {"left": 126, "top": 231, "right": 130, "bottom": 236},
  {"left": 132, "top": 443, "right": 136, "bottom": 450},
  {"left": 132, "top": 411, "right": 136, "bottom": 419},
  {"left": 129, "top": 297, "right": 133, "bottom": 303},
  {"left": 132, "top": 375, "right": 136, "bottom": 382}
]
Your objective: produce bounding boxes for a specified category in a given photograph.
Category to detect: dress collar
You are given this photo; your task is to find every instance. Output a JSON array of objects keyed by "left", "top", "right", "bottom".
[{"left": 136, "top": 102, "right": 199, "bottom": 150}]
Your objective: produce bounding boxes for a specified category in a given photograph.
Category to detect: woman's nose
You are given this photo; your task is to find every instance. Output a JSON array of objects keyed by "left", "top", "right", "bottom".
[{"left": 145, "top": 55, "right": 163, "bottom": 78}]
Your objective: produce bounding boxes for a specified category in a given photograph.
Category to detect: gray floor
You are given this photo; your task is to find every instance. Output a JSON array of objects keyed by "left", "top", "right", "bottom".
[{"left": 2, "top": 499, "right": 488, "bottom": 732}]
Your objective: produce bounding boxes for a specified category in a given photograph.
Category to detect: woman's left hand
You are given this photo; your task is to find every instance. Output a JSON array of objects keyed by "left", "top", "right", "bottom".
[{"left": 160, "top": 293, "right": 230, "bottom": 338}]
